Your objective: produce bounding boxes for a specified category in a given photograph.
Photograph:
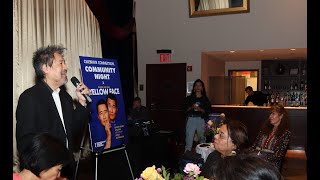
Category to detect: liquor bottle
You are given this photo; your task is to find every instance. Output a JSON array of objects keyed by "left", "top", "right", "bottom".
[
  {"left": 275, "top": 92, "right": 279, "bottom": 105},
  {"left": 285, "top": 91, "right": 291, "bottom": 106},
  {"left": 300, "top": 80, "right": 304, "bottom": 91},
  {"left": 268, "top": 80, "right": 271, "bottom": 91},
  {"left": 294, "top": 80, "right": 298, "bottom": 90},
  {"left": 264, "top": 80, "right": 268, "bottom": 90},
  {"left": 267, "top": 95, "right": 271, "bottom": 106},
  {"left": 270, "top": 93, "right": 275, "bottom": 105},
  {"left": 291, "top": 92, "right": 295, "bottom": 106},
  {"left": 302, "top": 65, "right": 306, "bottom": 76}
]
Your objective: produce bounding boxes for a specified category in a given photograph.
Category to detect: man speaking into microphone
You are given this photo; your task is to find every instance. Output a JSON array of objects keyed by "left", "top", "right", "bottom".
[{"left": 15, "top": 44, "right": 91, "bottom": 179}]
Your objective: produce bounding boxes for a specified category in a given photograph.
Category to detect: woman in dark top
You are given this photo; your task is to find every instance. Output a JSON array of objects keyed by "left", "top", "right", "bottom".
[
  {"left": 248, "top": 104, "right": 291, "bottom": 170},
  {"left": 200, "top": 120, "right": 249, "bottom": 179},
  {"left": 184, "top": 79, "right": 212, "bottom": 152}
]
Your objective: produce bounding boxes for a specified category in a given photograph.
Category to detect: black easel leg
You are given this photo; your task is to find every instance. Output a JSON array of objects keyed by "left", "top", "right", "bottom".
[
  {"left": 73, "top": 123, "right": 89, "bottom": 180},
  {"left": 124, "top": 148, "right": 135, "bottom": 180}
]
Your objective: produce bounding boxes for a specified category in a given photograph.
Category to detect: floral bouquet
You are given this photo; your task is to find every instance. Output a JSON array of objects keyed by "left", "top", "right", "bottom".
[
  {"left": 204, "top": 120, "right": 217, "bottom": 137},
  {"left": 135, "top": 163, "right": 208, "bottom": 180},
  {"left": 204, "top": 113, "right": 225, "bottom": 141}
]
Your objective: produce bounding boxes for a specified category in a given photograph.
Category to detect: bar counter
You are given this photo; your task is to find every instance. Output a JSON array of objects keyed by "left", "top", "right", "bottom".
[{"left": 211, "top": 105, "right": 307, "bottom": 150}]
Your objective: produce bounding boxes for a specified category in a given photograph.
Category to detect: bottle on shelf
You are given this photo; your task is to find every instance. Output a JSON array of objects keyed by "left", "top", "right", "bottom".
[
  {"left": 268, "top": 80, "right": 271, "bottom": 91},
  {"left": 285, "top": 91, "right": 291, "bottom": 106},
  {"left": 302, "top": 64, "right": 306, "bottom": 76},
  {"left": 264, "top": 80, "right": 268, "bottom": 90},
  {"left": 290, "top": 80, "right": 294, "bottom": 90},
  {"left": 300, "top": 80, "right": 304, "bottom": 91},
  {"left": 270, "top": 92, "right": 275, "bottom": 105},
  {"left": 291, "top": 92, "right": 295, "bottom": 106},
  {"left": 275, "top": 92, "right": 279, "bottom": 105},
  {"left": 294, "top": 80, "right": 298, "bottom": 90},
  {"left": 267, "top": 95, "right": 271, "bottom": 106}
]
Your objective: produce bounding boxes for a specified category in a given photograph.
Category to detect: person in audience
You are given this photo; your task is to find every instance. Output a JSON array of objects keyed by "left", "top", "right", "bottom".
[
  {"left": 184, "top": 79, "right": 212, "bottom": 152},
  {"left": 127, "top": 96, "right": 150, "bottom": 122},
  {"left": 244, "top": 86, "right": 267, "bottom": 106},
  {"left": 15, "top": 44, "right": 91, "bottom": 179},
  {"left": 248, "top": 104, "right": 291, "bottom": 170},
  {"left": 106, "top": 93, "right": 118, "bottom": 122},
  {"left": 211, "top": 153, "right": 283, "bottom": 180},
  {"left": 13, "top": 132, "right": 73, "bottom": 180},
  {"left": 200, "top": 120, "right": 250, "bottom": 178},
  {"left": 96, "top": 98, "right": 112, "bottom": 149}
]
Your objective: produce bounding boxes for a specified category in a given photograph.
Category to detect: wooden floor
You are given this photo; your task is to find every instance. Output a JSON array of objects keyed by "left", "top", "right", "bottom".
[{"left": 281, "top": 150, "right": 307, "bottom": 180}]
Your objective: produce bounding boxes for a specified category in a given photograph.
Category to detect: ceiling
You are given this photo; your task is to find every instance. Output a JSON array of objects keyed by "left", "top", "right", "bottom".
[{"left": 205, "top": 48, "right": 307, "bottom": 61}]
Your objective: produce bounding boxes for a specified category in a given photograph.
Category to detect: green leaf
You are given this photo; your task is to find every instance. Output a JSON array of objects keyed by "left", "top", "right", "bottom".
[
  {"left": 196, "top": 175, "right": 205, "bottom": 180},
  {"left": 171, "top": 173, "right": 184, "bottom": 180},
  {"left": 165, "top": 173, "right": 170, "bottom": 180}
]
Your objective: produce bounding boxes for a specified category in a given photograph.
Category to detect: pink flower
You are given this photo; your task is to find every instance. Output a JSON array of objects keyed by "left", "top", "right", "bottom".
[{"left": 183, "top": 163, "right": 201, "bottom": 177}]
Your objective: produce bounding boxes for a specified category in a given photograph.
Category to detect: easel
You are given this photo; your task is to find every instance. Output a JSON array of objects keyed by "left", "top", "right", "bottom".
[
  {"left": 74, "top": 115, "right": 92, "bottom": 180},
  {"left": 74, "top": 122, "right": 134, "bottom": 180},
  {"left": 94, "top": 145, "right": 134, "bottom": 180}
]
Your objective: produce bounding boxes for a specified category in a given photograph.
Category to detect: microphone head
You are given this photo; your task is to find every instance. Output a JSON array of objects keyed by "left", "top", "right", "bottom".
[{"left": 71, "top": 76, "right": 80, "bottom": 87}]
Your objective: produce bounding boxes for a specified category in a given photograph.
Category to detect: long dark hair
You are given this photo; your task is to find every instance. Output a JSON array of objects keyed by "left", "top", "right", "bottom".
[
  {"left": 224, "top": 119, "right": 250, "bottom": 153},
  {"left": 261, "top": 104, "right": 290, "bottom": 137},
  {"left": 190, "top": 79, "right": 207, "bottom": 97},
  {"left": 213, "top": 153, "right": 283, "bottom": 180}
]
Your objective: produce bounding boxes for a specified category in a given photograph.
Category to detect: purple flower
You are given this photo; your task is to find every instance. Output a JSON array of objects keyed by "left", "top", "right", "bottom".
[{"left": 157, "top": 167, "right": 162, "bottom": 173}]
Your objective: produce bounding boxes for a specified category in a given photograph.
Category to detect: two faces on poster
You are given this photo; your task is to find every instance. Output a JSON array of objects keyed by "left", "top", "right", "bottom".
[{"left": 96, "top": 94, "right": 118, "bottom": 149}]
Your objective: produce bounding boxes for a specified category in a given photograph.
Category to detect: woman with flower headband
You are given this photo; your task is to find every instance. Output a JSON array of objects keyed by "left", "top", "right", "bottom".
[
  {"left": 248, "top": 104, "right": 291, "bottom": 170},
  {"left": 200, "top": 119, "right": 250, "bottom": 179}
]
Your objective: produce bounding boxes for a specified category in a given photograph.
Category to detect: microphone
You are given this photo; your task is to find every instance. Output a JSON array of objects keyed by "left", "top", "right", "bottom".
[{"left": 71, "top": 76, "right": 92, "bottom": 103}]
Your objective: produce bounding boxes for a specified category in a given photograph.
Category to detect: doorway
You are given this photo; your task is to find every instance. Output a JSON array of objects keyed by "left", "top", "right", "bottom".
[{"left": 228, "top": 69, "right": 259, "bottom": 104}]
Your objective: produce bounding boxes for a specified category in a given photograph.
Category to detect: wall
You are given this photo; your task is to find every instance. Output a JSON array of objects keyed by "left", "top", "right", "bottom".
[
  {"left": 135, "top": 0, "right": 307, "bottom": 104},
  {"left": 202, "top": 53, "right": 225, "bottom": 98}
]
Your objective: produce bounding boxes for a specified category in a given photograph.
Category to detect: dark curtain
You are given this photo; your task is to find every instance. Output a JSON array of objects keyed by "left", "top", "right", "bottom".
[{"left": 85, "top": 0, "right": 136, "bottom": 113}]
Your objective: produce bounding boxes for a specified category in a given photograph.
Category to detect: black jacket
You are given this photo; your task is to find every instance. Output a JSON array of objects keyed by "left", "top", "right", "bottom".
[
  {"left": 16, "top": 80, "right": 90, "bottom": 153},
  {"left": 244, "top": 91, "right": 267, "bottom": 106}
]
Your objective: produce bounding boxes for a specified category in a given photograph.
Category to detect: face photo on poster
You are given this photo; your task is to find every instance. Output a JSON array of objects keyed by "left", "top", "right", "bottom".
[{"left": 79, "top": 56, "right": 127, "bottom": 152}]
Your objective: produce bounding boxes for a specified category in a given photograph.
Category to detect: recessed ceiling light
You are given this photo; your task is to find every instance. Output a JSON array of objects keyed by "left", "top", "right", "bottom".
[
  {"left": 230, "top": 50, "right": 235, "bottom": 53},
  {"left": 290, "top": 48, "right": 296, "bottom": 51},
  {"left": 259, "top": 50, "right": 264, "bottom": 52}
]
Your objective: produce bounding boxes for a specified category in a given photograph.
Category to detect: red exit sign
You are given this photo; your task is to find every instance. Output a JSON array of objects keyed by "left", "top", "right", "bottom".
[{"left": 160, "top": 53, "right": 171, "bottom": 62}]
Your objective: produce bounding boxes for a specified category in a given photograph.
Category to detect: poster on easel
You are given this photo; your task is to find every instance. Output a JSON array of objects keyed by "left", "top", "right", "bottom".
[{"left": 79, "top": 56, "right": 127, "bottom": 152}]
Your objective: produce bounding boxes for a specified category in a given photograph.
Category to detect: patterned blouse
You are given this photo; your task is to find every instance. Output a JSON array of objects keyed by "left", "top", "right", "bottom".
[{"left": 249, "top": 129, "right": 291, "bottom": 169}]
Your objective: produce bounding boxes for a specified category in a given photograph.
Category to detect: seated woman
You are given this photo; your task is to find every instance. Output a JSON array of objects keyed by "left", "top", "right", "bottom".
[
  {"left": 200, "top": 119, "right": 250, "bottom": 178},
  {"left": 248, "top": 104, "right": 291, "bottom": 170},
  {"left": 13, "top": 132, "right": 73, "bottom": 180},
  {"left": 213, "top": 153, "right": 283, "bottom": 180}
]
